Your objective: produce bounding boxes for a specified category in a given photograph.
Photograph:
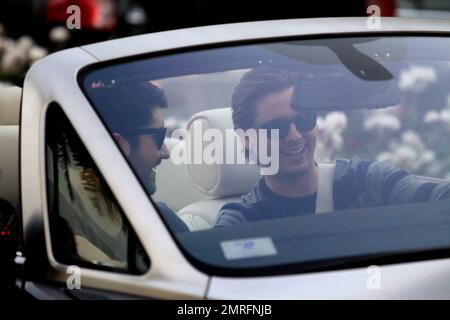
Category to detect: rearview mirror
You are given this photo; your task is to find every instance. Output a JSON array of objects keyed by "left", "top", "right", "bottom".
[{"left": 290, "top": 76, "right": 402, "bottom": 112}]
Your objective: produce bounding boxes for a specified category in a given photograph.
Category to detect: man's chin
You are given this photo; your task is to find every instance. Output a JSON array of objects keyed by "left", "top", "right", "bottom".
[
  {"left": 146, "top": 183, "right": 157, "bottom": 195},
  {"left": 143, "top": 175, "right": 157, "bottom": 195},
  {"left": 146, "top": 170, "right": 157, "bottom": 195},
  {"left": 278, "top": 161, "right": 313, "bottom": 177}
]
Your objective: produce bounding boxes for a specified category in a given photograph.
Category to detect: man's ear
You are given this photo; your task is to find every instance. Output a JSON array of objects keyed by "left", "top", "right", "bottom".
[{"left": 113, "top": 133, "right": 131, "bottom": 156}]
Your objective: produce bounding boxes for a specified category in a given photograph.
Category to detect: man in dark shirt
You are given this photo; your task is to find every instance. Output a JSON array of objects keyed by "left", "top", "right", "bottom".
[
  {"left": 97, "top": 83, "right": 189, "bottom": 271},
  {"left": 89, "top": 82, "right": 189, "bottom": 234},
  {"left": 215, "top": 67, "right": 450, "bottom": 227}
]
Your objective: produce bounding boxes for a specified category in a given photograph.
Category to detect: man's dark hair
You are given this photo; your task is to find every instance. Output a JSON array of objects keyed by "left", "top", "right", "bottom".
[
  {"left": 89, "top": 81, "right": 168, "bottom": 148},
  {"left": 232, "top": 66, "right": 301, "bottom": 130}
]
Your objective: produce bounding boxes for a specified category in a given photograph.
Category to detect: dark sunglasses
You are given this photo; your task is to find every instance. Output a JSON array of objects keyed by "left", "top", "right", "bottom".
[
  {"left": 121, "top": 127, "right": 167, "bottom": 149},
  {"left": 259, "top": 112, "right": 316, "bottom": 139}
]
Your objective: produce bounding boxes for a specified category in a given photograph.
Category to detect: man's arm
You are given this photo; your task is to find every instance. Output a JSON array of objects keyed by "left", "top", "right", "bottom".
[
  {"left": 215, "top": 203, "right": 250, "bottom": 227},
  {"left": 157, "top": 202, "right": 189, "bottom": 233},
  {"left": 346, "top": 159, "right": 450, "bottom": 206}
]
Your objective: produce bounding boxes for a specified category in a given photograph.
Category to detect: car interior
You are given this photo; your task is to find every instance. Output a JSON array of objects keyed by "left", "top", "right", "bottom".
[
  {"left": 154, "top": 105, "right": 343, "bottom": 232},
  {"left": 155, "top": 107, "right": 260, "bottom": 231}
]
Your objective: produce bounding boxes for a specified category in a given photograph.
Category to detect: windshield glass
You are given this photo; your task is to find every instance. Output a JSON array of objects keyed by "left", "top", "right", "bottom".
[{"left": 81, "top": 36, "right": 450, "bottom": 275}]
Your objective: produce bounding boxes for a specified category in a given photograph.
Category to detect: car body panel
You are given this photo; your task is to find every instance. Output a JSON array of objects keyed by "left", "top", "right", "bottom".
[
  {"left": 81, "top": 17, "right": 450, "bottom": 62},
  {"left": 208, "top": 258, "right": 450, "bottom": 299},
  {"left": 21, "top": 47, "right": 208, "bottom": 299},
  {"left": 17, "top": 17, "right": 450, "bottom": 299}
]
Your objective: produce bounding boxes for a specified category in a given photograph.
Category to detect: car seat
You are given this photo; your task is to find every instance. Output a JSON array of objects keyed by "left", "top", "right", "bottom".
[
  {"left": 177, "top": 107, "right": 260, "bottom": 230},
  {"left": 0, "top": 86, "right": 20, "bottom": 206}
]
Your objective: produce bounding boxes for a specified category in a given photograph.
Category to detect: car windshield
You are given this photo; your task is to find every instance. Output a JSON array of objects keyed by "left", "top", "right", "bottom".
[{"left": 81, "top": 36, "right": 450, "bottom": 276}]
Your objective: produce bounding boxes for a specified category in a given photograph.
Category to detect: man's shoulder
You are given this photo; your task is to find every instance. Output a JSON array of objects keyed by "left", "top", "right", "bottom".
[
  {"left": 334, "top": 158, "right": 383, "bottom": 180},
  {"left": 156, "top": 202, "right": 177, "bottom": 217},
  {"left": 215, "top": 181, "right": 263, "bottom": 227},
  {"left": 215, "top": 202, "right": 249, "bottom": 227},
  {"left": 156, "top": 202, "right": 189, "bottom": 233},
  {"left": 335, "top": 157, "right": 399, "bottom": 170}
]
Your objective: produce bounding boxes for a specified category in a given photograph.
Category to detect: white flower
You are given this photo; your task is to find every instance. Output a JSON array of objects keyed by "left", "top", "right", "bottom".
[
  {"left": 49, "top": 26, "right": 70, "bottom": 44},
  {"left": 1, "top": 47, "right": 27, "bottom": 75},
  {"left": 377, "top": 151, "right": 393, "bottom": 163},
  {"left": 125, "top": 6, "right": 147, "bottom": 25},
  {"left": 401, "top": 130, "right": 423, "bottom": 150},
  {"left": 392, "top": 145, "right": 417, "bottom": 165},
  {"left": 399, "top": 65, "right": 437, "bottom": 93},
  {"left": 440, "top": 109, "right": 450, "bottom": 125},
  {"left": 316, "top": 116, "right": 325, "bottom": 131},
  {"left": 16, "top": 36, "right": 34, "bottom": 51},
  {"left": 424, "top": 110, "right": 440, "bottom": 124},
  {"left": 419, "top": 150, "right": 435, "bottom": 164},
  {"left": 315, "top": 113, "right": 345, "bottom": 162},
  {"left": 324, "top": 111, "right": 347, "bottom": 133},
  {"left": 28, "top": 46, "right": 48, "bottom": 63},
  {"left": 0, "top": 37, "right": 15, "bottom": 54},
  {"left": 330, "top": 133, "right": 343, "bottom": 151},
  {"left": 363, "top": 112, "right": 401, "bottom": 131}
]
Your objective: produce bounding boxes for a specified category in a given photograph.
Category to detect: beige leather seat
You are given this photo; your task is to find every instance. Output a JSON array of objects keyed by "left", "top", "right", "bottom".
[
  {"left": 0, "top": 86, "right": 20, "bottom": 205},
  {"left": 177, "top": 108, "right": 260, "bottom": 230},
  {"left": 154, "top": 137, "right": 209, "bottom": 211}
]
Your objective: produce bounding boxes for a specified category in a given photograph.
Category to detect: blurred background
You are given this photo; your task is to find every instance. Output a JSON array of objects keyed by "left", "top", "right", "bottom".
[{"left": 1, "top": 0, "right": 449, "bottom": 86}]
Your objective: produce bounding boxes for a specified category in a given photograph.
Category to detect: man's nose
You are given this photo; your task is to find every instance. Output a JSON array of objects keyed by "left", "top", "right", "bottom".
[
  {"left": 160, "top": 143, "right": 170, "bottom": 159},
  {"left": 285, "top": 122, "right": 304, "bottom": 141}
]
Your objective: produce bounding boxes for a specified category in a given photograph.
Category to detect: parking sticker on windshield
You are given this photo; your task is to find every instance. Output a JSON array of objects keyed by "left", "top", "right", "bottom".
[{"left": 220, "top": 237, "right": 277, "bottom": 260}]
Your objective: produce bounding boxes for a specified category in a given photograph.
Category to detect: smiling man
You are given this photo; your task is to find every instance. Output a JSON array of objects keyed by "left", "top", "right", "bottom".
[
  {"left": 215, "top": 66, "right": 450, "bottom": 227},
  {"left": 91, "top": 82, "right": 188, "bottom": 233}
]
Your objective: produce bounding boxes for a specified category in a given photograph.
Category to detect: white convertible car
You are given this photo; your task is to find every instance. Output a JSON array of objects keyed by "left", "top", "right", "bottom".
[{"left": 2, "top": 17, "right": 450, "bottom": 299}]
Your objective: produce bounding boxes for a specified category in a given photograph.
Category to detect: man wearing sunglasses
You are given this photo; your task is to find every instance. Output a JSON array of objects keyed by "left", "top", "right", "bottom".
[
  {"left": 91, "top": 82, "right": 188, "bottom": 233},
  {"left": 215, "top": 66, "right": 450, "bottom": 227}
]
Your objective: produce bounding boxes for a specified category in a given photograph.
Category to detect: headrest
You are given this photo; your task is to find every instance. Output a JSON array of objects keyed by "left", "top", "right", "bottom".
[
  {"left": 154, "top": 137, "right": 208, "bottom": 211},
  {"left": 186, "top": 108, "right": 260, "bottom": 198},
  {"left": 0, "top": 126, "right": 19, "bottom": 205},
  {"left": 0, "top": 86, "right": 21, "bottom": 125}
]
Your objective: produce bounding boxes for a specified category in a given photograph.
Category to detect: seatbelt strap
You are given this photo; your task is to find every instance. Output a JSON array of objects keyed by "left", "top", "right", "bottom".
[{"left": 315, "top": 162, "right": 335, "bottom": 214}]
